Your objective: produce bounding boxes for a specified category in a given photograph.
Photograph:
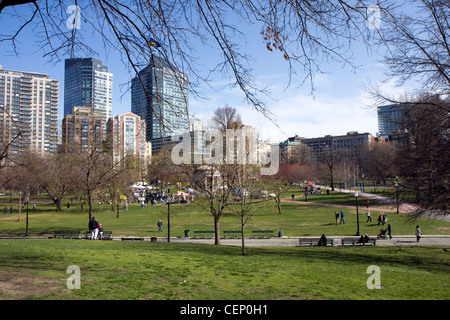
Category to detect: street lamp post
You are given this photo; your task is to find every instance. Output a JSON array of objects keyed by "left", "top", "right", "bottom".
[
  {"left": 167, "top": 199, "right": 171, "bottom": 242},
  {"left": 395, "top": 176, "right": 399, "bottom": 214},
  {"left": 25, "top": 197, "right": 29, "bottom": 237},
  {"left": 116, "top": 196, "right": 120, "bottom": 218},
  {"left": 355, "top": 192, "right": 361, "bottom": 236},
  {"left": 18, "top": 191, "right": 21, "bottom": 222}
]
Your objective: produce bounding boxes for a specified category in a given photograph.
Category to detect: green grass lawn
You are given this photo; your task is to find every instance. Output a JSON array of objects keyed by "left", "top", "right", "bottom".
[
  {"left": 0, "top": 239, "right": 448, "bottom": 300},
  {"left": 1, "top": 192, "right": 448, "bottom": 238},
  {"left": 1, "top": 192, "right": 449, "bottom": 301}
]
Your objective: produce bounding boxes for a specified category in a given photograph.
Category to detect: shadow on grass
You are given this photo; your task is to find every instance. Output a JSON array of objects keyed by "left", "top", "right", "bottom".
[{"left": 157, "top": 241, "right": 450, "bottom": 275}]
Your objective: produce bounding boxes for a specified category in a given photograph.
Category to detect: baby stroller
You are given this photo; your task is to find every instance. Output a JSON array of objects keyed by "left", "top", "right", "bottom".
[{"left": 377, "top": 229, "right": 386, "bottom": 239}]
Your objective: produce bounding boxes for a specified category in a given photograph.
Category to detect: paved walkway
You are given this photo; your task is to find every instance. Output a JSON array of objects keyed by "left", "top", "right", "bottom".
[
  {"left": 163, "top": 188, "right": 450, "bottom": 247},
  {"left": 3, "top": 235, "right": 449, "bottom": 247},
  {"left": 166, "top": 235, "right": 450, "bottom": 247}
]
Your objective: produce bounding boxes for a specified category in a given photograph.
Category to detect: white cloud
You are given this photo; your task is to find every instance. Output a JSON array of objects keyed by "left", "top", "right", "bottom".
[{"left": 188, "top": 59, "right": 419, "bottom": 143}]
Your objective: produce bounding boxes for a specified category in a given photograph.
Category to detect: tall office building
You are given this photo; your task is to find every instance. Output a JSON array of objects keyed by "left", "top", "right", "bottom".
[
  {"left": 131, "top": 56, "right": 189, "bottom": 153},
  {"left": 0, "top": 65, "right": 59, "bottom": 158},
  {"left": 377, "top": 104, "right": 404, "bottom": 137},
  {"left": 64, "top": 58, "right": 113, "bottom": 135},
  {"left": 106, "top": 112, "right": 151, "bottom": 167}
]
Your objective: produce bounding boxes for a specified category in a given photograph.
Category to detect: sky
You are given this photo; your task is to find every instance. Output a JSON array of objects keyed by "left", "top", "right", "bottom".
[{"left": 0, "top": 2, "right": 413, "bottom": 143}]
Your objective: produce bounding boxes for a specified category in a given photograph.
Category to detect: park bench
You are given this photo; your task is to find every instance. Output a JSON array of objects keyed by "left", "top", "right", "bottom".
[
  {"left": 341, "top": 237, "right": 376, "bottom": 246},
  {"left": 83, "top": 231, "right": 92, "bottom": 239},
  {"left": 82, "top": 230, "right": 113, "bottom": 240},
  {"left": 100, "top": 231, "right": 113, "bottom": 240},
  {"left": 298, "top": 237, "right": 335, "bottom": 247},
  {"left": 252, "top": 230, "right": 274, "bottom": 238},
  {"left": 53, "top": 230, "right": 80, "bottom": 239},
  {"left": 53, "top": 230, "right": 65, "bottom": 238},
  {"left": 193, "top": 230, "right": 215, "bottom": 238},
  {"left": 223, "top": 230, "right": 242, "bottom": 239},
  {"left": 121, "top": 237, "right": 144, "bottom": 241}
]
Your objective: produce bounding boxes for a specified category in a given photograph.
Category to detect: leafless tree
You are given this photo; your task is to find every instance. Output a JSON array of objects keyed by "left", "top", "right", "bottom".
[
  {"left": 184, "top": 162, "right": 237, "bottom": 245},
  {"left": 0, "top": 105, "right": 27, "bottom": 189},
  {"left": 317, "top": 148, "right": 345, "bottom": 191},
  {"left": 212, "top": 105, "right": 242, "bottom": 130},
  {"left": 33, "top": 153, "right": 79, "bottom": 211},
  {"left": 365, "top": 1, "right": 450, "bottom": 216},
  {"left": 380, "top": 0, "right": 450, "bottom": 96},
  {"left": 0, "top": 0, "right": 395, "bottom": 118},
  {"left": 225, "top": 165, "right": 265, "bottom": 255},
  {"left": 104, "top": 155, "right": 140, "bottom": 212},
  {"left": 392, "top": 94, "right": 449, "bottom": 216},
  {"left": 363, "top": 143, "right": 398, "bottom": 185}
]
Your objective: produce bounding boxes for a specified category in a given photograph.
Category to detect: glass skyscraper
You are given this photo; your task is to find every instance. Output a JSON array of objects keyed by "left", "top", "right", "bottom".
[
  {"left": 64, "top": 58, "right": 113, "bottom": 135},
  {"left": 377, "top": 104, "right": 404, "bottom": 137},
  {"left": 131, "top": 56, "right": 189, "bottom": 153}
]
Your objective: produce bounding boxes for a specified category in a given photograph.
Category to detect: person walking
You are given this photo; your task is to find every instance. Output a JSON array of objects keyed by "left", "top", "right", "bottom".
[
  {"left": 340, "top": 209, "right": 345, "bottom": 224},
  {"left": 415, "top": 225, "right": 422, "bottom": 242},
  {"left": 377, "top": 213, "right": 383, "bottom": 225},
  {"left": 366, "top": 211, "right": 372, "bottom": 222},
  {"left": 335, "top": 211, "right": 340, "bottom": 225},
  {"left": 89, "top": 216, "right": 99, "bottom": 240},
  {"left": 387, "top": 224, "right": 392, "bottom": 239},
  {"left": 157, "top": 219, "right": 163, "bottom": 232}
]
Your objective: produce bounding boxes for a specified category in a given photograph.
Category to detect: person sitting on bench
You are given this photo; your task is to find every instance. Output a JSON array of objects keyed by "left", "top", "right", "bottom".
[
  {"left": 317, "top": 234, "right": 328, "bottom": 246},
  {"left": 358, "top": 233, "right": 370, "bottom": 244}
]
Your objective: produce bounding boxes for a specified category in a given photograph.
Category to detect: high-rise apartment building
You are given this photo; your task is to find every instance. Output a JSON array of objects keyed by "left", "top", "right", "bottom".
[
  {"left": 106, "top": 112, "right": 151, "bottom": 167},
  {"left": 62, "top": 106, "right": 103, "bottom": 153},
  {"left": 130, "top": 56, "right": 189, "bottom": 153},
  {"left": 0, "top": 65, "right": 59, "bottom": 158},
  {"left": 64, "top": 58, "right": 113, "bottom": 135},
  {"left": 377, "top": 104, "right": 404, "bottom": 137}
]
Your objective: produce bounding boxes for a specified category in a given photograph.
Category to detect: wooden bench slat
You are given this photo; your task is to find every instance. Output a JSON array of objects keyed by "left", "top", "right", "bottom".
[
  {"left": 193, "top": 230, "right": 215, "bottom": 239},
  {"left": 223, "top": 230, "right": 243, "bottom": 238},
  {"left": 54, "top": 230, "right": 80, "bottom": 239},
  {"left": 252, "top": 230, "right": 274, "bottom": 238},
  {"left": 341, "top": 237, "right": 376, "bottom": 246},
  {"left": 298, "top": 238, "right": 335, "bottom": 247}
]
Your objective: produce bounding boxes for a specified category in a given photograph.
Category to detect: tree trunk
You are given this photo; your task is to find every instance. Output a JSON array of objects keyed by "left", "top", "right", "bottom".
[
  {"left": 214, "top": 215, "right": 220, "bottom": 245},
  {"left": 88, "top": 193, "right": 93, "bottom": 221},
  {"left": 241, "top": 222, "right": 246, "bottom": 256},
  {"left": 56, "top": 198, "right": 61, "bottom": 212}
]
